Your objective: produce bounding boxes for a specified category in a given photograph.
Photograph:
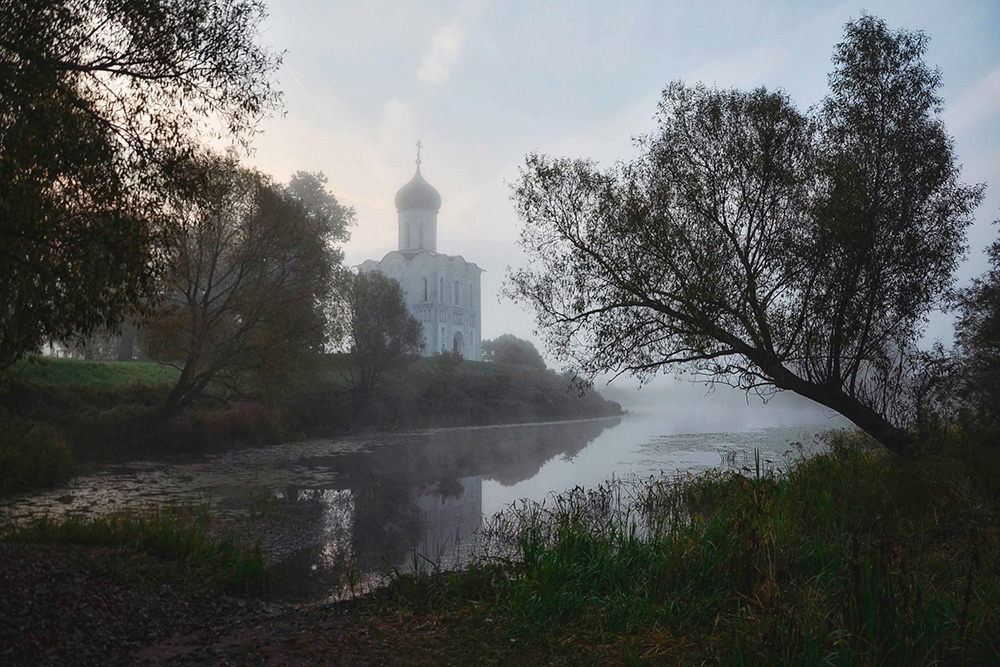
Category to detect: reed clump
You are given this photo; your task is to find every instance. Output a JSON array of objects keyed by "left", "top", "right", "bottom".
[{"left": 379, "top": 430, "right": 1000, "bottom": 665}]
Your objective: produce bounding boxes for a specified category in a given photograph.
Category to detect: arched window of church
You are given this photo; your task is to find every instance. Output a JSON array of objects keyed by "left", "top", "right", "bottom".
[
  {"left": 469, "top": 284, "right": 474, "bottom": 309},
  {"left": 439, "top": 277, "right": 444, "bottom": 302},
  {"left": 454, "top": 281, "right": 460, "bottom": 305},
  {"left": 423, "top": 277, "right": 428, "bottom": 301}
]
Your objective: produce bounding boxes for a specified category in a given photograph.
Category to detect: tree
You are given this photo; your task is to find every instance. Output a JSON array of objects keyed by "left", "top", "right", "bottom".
[
  {"left": 0, "top": 0, "right": 282, "bottom": 369},
  {"left": 341, "top": 272, "right": 424, "bottom": 407},
  {"left": 507, "top": 16, "right": 982, "bottom": 455},
  {"left": 482, "top": 334, "right": 547, "bottom": 369},
  {"left": 145, "top": 155, "right": 350, "bottom": 413},
  {"left": 953, "top": 225, "right": 1000, "bottom": 430}
]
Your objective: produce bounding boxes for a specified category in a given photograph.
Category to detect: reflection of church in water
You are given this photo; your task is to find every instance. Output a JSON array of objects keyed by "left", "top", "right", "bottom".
[
  {"left": 413, "top": 477, "right": 483, "bottom": 565},
  {"left": 272, "top": 475, "right": 483, "bottom": 595},
  {"left": 256, "top": 418, "right": 620, "bottom": 601},
  {"left": 359, "top": 145, "right": 484, "bottom": 360}
]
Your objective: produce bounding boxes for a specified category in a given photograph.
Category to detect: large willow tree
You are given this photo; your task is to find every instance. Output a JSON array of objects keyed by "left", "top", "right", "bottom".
[{"left": 507, "top": 16, "right": 983, "bottom": 455}]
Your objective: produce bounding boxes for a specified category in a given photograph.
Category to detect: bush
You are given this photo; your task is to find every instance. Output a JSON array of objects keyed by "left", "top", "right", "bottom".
[{"left": 0, "top": 423, "right": 75, "bottom": 494}]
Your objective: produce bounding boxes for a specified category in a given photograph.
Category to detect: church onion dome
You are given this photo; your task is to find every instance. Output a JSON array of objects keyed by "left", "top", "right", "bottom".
[{"left": 394, "top": 166, "right": 441, "bottom": 211}]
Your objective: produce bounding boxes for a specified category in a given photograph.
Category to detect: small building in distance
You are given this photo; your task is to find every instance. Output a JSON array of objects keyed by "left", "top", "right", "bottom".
[{"left": 359, "top": 150, "right": 484, "bottom": 360}]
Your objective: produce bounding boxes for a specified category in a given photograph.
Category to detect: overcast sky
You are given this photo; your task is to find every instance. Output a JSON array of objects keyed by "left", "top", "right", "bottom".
[{"left": 245, "top": 0, "right": 1000, "bottom": 377}]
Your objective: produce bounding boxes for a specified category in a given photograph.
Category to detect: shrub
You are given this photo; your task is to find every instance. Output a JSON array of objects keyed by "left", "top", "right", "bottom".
[{"left": 0, "top": 423, "right": 75, "bottom": 494}]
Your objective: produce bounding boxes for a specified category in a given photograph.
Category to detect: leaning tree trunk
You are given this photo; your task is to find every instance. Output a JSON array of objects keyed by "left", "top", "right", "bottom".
[{"left": 765, "top": 362, "right": 914, "bottom": 456}]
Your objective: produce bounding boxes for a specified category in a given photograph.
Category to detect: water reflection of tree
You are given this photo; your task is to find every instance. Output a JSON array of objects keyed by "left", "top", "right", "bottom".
[
  {"left": 335, "top": 417, "right": 621, "bottom": 488},
  {"left": 348, "top": 474, "right": 423, "bottom": 573},
  {"left": 266, "top": 417, "right": 621, "bottom": 600},
  {"left": 266, "top": 487, "right": 355, "bottom": 601}
]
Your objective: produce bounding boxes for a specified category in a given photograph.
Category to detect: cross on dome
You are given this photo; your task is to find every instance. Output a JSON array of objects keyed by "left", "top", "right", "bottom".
[{"left": 395, "top": 142, "right": 441, "bottom": 212}]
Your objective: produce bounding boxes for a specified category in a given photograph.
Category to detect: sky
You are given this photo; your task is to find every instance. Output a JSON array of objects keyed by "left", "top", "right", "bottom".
[{"left": 244, "top": 0, "right": 1000, "bottom": 401}]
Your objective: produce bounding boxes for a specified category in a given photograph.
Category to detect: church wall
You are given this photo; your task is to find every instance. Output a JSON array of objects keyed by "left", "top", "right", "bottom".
[
  {"left": 361, "top": 163, "right": 483, "bottom": 362},
  {"left": 360, "top": 252, "right": 481, "bottom": 361}
]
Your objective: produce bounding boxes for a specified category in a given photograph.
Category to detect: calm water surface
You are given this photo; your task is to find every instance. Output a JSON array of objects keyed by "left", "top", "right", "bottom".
[{"left": 0, "top": 406, "right": 847, "bottom": 602}]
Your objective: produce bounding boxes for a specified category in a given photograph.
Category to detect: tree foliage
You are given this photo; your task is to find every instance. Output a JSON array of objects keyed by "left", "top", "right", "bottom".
[
  {"left": 145, "top": 156, "right": 349, "bottom": 413},
  {"left": 340, "top": 272, "right": 424, "bottom": 405},
  {"left": 953, "top": 226, "right": 1000, "bottom": 430},
  {"left": 0, "top": 0, "right": 282, "bottom": 368},
  {"left": 507, "top": 16, "right": 983, "bottom": 455},
  {"left": 482, "top": 334, "right": 547, "bottom": 369}
]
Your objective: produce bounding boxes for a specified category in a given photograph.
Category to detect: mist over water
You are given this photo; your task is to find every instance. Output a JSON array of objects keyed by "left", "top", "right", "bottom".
[
  {"left": 484, "top": 383, "right": 848, "bottom": 514},
  {"left": 1, "top": 388, "right": 848, "bottom": 602}
]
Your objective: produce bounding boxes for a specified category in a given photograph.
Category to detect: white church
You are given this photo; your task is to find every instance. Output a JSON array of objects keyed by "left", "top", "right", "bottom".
[{"left": 359, "top": 149, "right": 484, "bottom": 361}]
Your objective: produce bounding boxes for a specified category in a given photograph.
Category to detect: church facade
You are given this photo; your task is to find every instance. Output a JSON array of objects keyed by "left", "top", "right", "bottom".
[{"left": 359, "top": 155, "right": 484, "bottom": 361}]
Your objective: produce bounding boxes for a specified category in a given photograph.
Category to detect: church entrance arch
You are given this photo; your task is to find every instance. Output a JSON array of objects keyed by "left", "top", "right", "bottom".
[{"left": 452, "top": 331, "right": 464, "bottom": 355}]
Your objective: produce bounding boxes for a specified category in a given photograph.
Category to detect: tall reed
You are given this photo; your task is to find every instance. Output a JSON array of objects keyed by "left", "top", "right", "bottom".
[{"left": 385, "top": 430, "right": 1000, "bottom": 664}]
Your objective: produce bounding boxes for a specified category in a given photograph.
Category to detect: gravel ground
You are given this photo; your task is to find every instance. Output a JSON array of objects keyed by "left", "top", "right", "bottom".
[{"left": 0, "top": 542, "right": 369, "bottom": 666}]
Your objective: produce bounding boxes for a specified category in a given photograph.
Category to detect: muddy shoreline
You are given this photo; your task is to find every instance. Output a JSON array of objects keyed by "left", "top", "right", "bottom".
[{"left": 0, "top": 542, "right": 378, "bottom": 666}]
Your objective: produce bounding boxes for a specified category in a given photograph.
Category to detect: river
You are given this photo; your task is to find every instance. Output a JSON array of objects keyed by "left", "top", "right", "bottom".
[{"left": 0, "top": 403, "right": 848, "bottom": 602}]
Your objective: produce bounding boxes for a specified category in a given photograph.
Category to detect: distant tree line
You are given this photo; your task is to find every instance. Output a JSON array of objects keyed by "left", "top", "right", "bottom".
[{"left": 482, "top": 334, "right": 547, "bottom": 369}]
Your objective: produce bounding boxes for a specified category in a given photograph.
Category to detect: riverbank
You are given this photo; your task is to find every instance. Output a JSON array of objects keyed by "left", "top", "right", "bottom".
[
  {"left": 1, "top": 539, "right": 413, "bottom": 666},
  {"left": 4, "top": 429, "right": 998, "bottom": 664},
  {"left": 0, "top": 355, "right": 622, "bottom": 496}
]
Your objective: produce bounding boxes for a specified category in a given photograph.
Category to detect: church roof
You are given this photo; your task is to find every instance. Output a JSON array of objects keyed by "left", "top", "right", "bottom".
[
  {"left": 394, "top": 165, "right": 441, "bottom": 212},
  {"left": 364, "top": 249, "right": 484, "bottom": 272}
]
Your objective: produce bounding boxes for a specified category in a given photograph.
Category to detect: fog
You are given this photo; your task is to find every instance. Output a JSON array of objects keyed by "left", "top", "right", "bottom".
[
  {"left": 247, "top": 0, "right": 1000, "bottom": 351},
  {"left": 599, "top": 374, "right": 848, "bottom": 431}
]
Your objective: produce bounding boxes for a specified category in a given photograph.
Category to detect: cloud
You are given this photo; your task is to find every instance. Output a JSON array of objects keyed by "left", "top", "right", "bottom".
[
  {"left": 943, "top": 66, "right": 1000, "bottom": 139},
  {"left": 417, "top": 0, "right": 484, "bottom": 86},
  {"left": 379, "top": 98, "right": 418, "bottom": 149},
  {"left": 418, "top": 23, "right": 467, "bottom": 85},
  {"left": 683, "top": 42, "right": 787, "bottom": 90}
]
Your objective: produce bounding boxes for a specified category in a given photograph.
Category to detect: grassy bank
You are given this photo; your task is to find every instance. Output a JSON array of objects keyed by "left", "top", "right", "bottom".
[
  {"left": 0, "top": 355, "right": 621, "bottom": 496},
  {"left": 1, "top": 504, "right": 267, "bottom": 595},
  {"left": 356, "top": 431, "right": 1000, "bottom": 665},
  {"left": 6, "top": 357, "right": 180, "bottom": 388}
]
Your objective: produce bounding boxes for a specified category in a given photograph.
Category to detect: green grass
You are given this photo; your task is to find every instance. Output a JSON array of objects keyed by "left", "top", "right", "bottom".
[
  {"left": 0, "top": 358, "right": 179, "bottom": 487},
  {"left": 1, "top": 504, "right": 268, "bottom": 594},
  {"left": 7, "top": 356, "right": 179, "bottom": 389},
  {"left": 368, "top": 431, "right": 1000, "bottom": 665},
  {"left": 0, "top": 356, "right": 291, "bottom": 490}
]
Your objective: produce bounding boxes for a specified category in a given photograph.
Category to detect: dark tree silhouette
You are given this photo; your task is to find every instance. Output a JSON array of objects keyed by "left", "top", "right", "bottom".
[
  {"left": 146, "top": 156, "right": 348, "bottom": 413},
  {"left": 0, "top": 0, "right": 282, "bottom": 368},
  {"left": 507, "top": 16, "right": 983, "bottom": 455},
  {"left": 954, "top": 224, "right": 1000, "bottom": 430}
]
